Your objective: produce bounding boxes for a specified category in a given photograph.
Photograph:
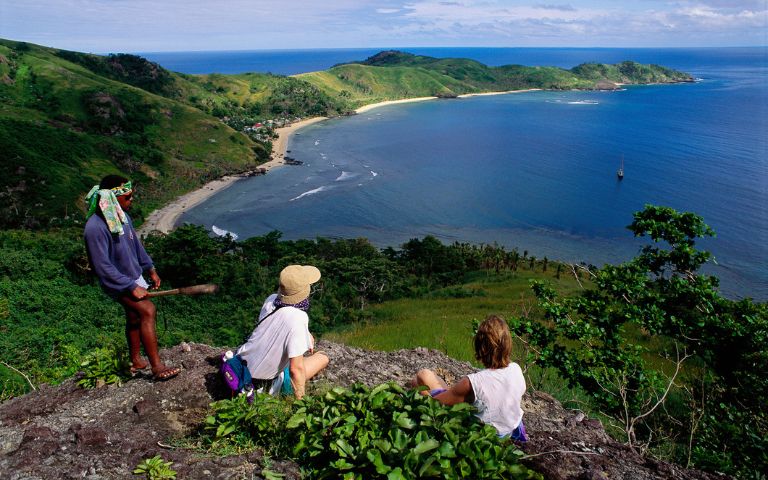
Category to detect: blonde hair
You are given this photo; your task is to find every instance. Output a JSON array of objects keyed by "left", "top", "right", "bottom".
[{"left": 474, "top": 315, "right": 512, "bottom": 369}]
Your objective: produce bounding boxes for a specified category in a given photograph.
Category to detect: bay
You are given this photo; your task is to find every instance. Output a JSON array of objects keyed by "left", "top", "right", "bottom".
[{"left": 175, "top": 47, "right": 768, "bottom": 300}]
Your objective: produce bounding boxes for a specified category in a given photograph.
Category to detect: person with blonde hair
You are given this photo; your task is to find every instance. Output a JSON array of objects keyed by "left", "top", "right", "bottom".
[{"left": 412, "top": 315, "right": 527, "bottom": 440}]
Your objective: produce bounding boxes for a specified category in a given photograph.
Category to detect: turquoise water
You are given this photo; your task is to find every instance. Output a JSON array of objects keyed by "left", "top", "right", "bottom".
[{"left": 177, "top": 48, "right": 768, "bottom": 299}]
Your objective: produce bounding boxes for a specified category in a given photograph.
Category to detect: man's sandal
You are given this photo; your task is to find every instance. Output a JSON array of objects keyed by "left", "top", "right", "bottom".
[
  {"left": 130, "top": 361, "right": 150, "bottom": 376},
  {"left": 153, "top": 367, "right": 181, "bottom": 381}
]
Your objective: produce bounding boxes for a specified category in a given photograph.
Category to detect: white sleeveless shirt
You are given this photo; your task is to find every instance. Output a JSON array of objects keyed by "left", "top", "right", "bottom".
[{"left": 466, "top": 363, "right": 526, "bottom": 436}]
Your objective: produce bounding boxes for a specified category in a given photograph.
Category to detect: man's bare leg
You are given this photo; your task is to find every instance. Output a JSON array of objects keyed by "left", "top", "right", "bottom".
[
  {"left": 123, "top": 307, "right": 148, "bottom": 370},
  {"left": 118, "top": 295, "right": 179, "bottom": 379}
]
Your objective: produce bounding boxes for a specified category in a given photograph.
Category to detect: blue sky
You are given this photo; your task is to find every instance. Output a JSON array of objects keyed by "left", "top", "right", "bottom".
[{"left": 1, "top": 1, "right": 766, "bottom": 53}]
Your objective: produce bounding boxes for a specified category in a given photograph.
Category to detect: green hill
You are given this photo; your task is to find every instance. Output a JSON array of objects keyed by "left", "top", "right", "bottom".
[
  {"left": 0, "top": 41, "right": 692, "bottom": 229},
  {"left": 298, "top": 50, "right": 693, "bottom": 107},
  {"left": 0, "top": 39, "right": 347, "bottom": 229}
]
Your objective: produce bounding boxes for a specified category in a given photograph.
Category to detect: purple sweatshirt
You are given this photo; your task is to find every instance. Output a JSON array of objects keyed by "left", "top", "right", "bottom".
[{"left": 83, "top": 213, "right": 154, "bottom": 296}]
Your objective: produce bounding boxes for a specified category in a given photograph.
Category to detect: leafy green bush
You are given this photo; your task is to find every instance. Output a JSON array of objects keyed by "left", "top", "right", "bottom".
[
  {"left": 204, "top": 394, "right": 294, "bottom": 456},
  {"left": 77, "top": 346, "right": 130, "bottom": 389},
  {"left": 133, "top": 455, "right": 177, "bottom": 480},
  {"left": 203, "top": 384, "right": 540, "bottom": 479},
  {"left": 290, "top": 383, "right": 539, "bottom": 479}
]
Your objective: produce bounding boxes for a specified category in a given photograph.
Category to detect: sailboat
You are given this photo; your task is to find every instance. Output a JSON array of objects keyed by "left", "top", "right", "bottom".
[{"left": 617, "top": 154, "right": 624, "bottom": 180}]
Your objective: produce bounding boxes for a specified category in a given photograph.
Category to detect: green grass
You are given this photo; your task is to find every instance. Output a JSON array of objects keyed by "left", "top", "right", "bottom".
[{"left": 325, "top": 269, "right": 582, "bottom": 363}]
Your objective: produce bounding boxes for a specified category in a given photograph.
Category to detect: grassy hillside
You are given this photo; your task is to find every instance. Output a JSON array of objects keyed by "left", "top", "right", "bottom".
[
  {"left": 0, "top": 40, "right": 256, "bottom": 228},
  {"left": 298, "top": 50, "right": 693, "bottom": 107},
  {"left": 0, "top": 39, "right": 349, "bottom": 229},
  {"left": 325, "top": 270, "right": 582, "bottom": 360}
]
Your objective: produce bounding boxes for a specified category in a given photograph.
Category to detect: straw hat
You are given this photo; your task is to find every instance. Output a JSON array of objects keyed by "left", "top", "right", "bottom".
[{"left": 278, "top": 265, "right": 321, "bottom": 304}]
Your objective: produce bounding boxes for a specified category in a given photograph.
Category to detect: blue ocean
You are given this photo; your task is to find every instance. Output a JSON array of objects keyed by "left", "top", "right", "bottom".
[{"left": 156, "top": 47, "right": 768, "bottom": 300}]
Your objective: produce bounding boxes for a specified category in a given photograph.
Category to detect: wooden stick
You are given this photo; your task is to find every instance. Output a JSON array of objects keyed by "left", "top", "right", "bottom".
[{"left": 146, "top": 284, "right": 219, "bottom": 298}]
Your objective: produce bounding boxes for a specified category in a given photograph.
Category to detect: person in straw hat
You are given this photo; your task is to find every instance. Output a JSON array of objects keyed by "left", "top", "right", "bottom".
[{"left": 236, "top": 265, "right": 329, "bottom": 399}]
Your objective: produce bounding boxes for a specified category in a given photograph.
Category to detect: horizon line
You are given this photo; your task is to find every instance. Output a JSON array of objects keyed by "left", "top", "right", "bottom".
[{"left": 2, "top": 37, "right": 766, "bottom": 56}]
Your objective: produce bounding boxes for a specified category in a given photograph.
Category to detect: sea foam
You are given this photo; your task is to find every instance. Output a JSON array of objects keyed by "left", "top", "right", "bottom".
[
  {"left": 336, "top": 171, "right": 355, "bottom": 181},
  {"left": 212, "top": 225, "right": 239, "bottom": 240},
  {"left": 290, "top": 186, "right": 328, "bottom": 201}
]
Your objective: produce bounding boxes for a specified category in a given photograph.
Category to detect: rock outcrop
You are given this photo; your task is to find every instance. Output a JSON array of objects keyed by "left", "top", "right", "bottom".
[{"left": 0, "top": 341, "right": 725, "bottom": 479}]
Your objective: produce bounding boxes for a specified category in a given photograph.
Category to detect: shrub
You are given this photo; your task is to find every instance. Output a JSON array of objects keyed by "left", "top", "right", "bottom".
[
  {"left": 509, "top": 205, "right": 767, "bottom": 476},
  {"left": 204, "top": 394, "right": 294, "bottom": 456},
  {"left": 202, "top": 383, "right": 540, "bottom": 479},
  {"left": 77, "top": 346, "right": 130, "bottom": 389},
  {"left": 133, "top": 455, "right": 177, "bottom": 480}
]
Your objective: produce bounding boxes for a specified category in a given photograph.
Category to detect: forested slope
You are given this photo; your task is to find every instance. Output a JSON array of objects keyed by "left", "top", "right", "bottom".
[{"left": 0, "top": 39, "right": 346, "bottom": 229}]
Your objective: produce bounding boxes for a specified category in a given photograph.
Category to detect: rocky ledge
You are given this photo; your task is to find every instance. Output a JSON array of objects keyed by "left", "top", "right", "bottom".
[{"left": 0, "top": 341, "right": 725, "bottom": 479}]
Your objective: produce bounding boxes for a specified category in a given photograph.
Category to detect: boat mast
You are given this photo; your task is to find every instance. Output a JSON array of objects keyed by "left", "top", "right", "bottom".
[{"left": 617, "top": 154, "right": 624, "bottom": 180}]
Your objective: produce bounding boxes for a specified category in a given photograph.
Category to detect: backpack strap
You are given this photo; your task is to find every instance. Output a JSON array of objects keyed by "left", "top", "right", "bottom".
[
  {"left": 255, "top": 304, "right": 283, "bottom": 328},
  {"left": 239, "top": 303, "right": 284, "bottom": 346}
]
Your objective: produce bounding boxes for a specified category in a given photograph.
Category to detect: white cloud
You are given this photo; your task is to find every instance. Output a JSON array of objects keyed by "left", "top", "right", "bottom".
[
  {"left": 1, "top": 0, "right": 766, "bottom": 50},
  {"left": 534, "top": 4, "right": 577, "bottom": 12},
  {"left": 385, "top": 0, "right": 767, "bottom": 46}
]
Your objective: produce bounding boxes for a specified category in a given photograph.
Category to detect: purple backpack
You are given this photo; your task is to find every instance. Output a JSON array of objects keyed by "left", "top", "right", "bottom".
[{"left": 220, "top": 351, "right": 253, "bottom": 398}]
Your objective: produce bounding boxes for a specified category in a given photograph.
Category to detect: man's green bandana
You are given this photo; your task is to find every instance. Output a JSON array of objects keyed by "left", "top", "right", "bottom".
[{"left": 85, "top": 181, "right": 133, "bottom": 235}]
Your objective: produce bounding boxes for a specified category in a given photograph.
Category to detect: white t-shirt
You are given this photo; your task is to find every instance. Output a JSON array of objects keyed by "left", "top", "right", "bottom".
[
  {"left": 236, "top": 294, "right": 313, "bottom": 394},
  {"left": 466, "top": 363, "right": 526, "bottom": 436}
]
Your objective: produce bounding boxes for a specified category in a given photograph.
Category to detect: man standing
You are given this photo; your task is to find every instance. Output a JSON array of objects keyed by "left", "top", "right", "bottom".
[
  {"left": 237, "top": 265, "right": 329, "bottom": 399},
  {"left": 83, "top": 174, "right": 180, "bottom": 381}
]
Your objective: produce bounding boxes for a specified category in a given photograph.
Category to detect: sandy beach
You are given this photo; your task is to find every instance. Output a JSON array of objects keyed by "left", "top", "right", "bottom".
[
  {"left": 457, "top": 88, "right": 541, "bottom": 98},
  {"left": 138, "top": 116, "right": 327, "bottom": 235},
  {"left": 139, "top": 90, "right": 539, "bottom": 235},
  {"left": 355, "top": 96, "right": 438, "bottom": 113}
]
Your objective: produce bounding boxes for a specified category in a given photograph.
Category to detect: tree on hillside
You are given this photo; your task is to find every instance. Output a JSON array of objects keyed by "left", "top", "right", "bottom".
[{"left": 508, "top": 205, "right": 767, "bottom": 477}]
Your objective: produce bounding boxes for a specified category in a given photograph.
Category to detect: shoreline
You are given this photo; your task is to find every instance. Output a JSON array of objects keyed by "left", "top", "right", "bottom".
[
  {"left": 354, "top": 96, "right": 438, "bottom": 113},
  {"left": 138, "top": 116, "right": 327, "bottom": 235},
  {"left": 457, "top": 88, "right": 541, "bottom": 98},
  {"left": 139, "top": 89, "right": 536, "bottom": 235}
]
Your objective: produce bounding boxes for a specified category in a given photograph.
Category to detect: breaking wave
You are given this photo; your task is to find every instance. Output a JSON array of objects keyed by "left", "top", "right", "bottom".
[
  {"left": 335, "top": 171, "right": 355, "bottom": 181},
  {"left": 290, "top": 186, "right": 329, "bottom": 201},
  {"left": 212, "top": 225, "right": 239, "bottom": 240}
]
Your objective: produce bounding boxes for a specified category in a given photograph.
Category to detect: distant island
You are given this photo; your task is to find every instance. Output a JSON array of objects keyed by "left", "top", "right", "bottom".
[
  {"left": 305, "top": 49, "right": 693, "bottom": 103},
  {"left": 0, "top": 38, "right": 693, "bottom": 230}
]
